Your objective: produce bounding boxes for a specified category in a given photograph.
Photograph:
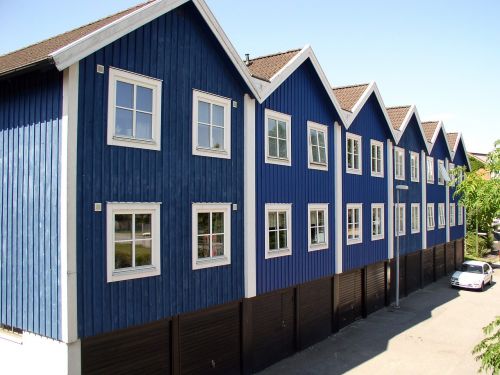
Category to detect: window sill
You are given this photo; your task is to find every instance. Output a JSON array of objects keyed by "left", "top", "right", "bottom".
[
  {"left": 371, "top": 235, "right": 384, "bottom": 241},
  {"left": 108, "top": 266, "right": 160, "bottom": 282},
  {"left": 411, "top": 230, "right": 421, "bottom": 234},
  {"left": 427, "top": 226, "right": 435, "bottom": 231},
  {"left": 308, "top": 244, "right": 328, "bottom": 252},
  {"left": 193, "top": 256, "right": 230, "bottom": 270},
  {"left": 410, "top": 178, "right": 420, "bottom": 183},
  {"left": 395, "top": 234, "right": 406, "bottom": 237},
  {"left": 265, "top": 248, "right": 292, "bottom": 259},
  {"left": 427, "top": 180, "right": 434, "bottom": 184},
  {"left": 347, "top": 239, "right": 362, "bottom": 245},
  {"left": 108, "top": 135, "right": 160, "bottom": 151},
  {"left": 308, "top": 162, "right": 328, "bottom": 171},
  {"left": 193, "top": 147, "right": 230, "bottom": 159},
  {"left": 346, "top": 169, "right": 362, "bottom": 175},
  {"left": 265, "top": 156, "right": 291, "bottom": 167},
  {"left": 395, "top": 176, "right": 405, "bottom": 181},
  {"left": 371, "top": 172, "right": 384, "bottom": 178}
]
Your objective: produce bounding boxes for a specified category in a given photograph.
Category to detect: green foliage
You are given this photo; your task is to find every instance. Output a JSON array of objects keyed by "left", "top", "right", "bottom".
[
  {"left": 465, "top": 231, "right": 490, "bottom": 258},
  {"left": 469, "top": 155, "right": 486, "bottom": 172},
  {"left": 472, "top": 316, "right": 500, "bottom": 375}
]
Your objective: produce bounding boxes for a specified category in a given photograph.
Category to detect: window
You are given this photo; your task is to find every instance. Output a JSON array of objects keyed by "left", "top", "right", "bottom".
[
  {"left": 371, "top": 204, "right": 384, "bottom": 241},
  {"left": 427, "top": 204, "right": 435, "bottom": 230},
  {"left": 107, "top": 68, "right": 162, "bottom": 150},
  {"left": 394, "top": 147, "right": 405, "bottom": 180},
  {"left": 411, "top": 203, "right": 420, "bottom": 234},
  {"left": 438, "top": 160, "right": 445, "bottom": 185},
  {"left": 265, "top": 204, "right": 292, "bottom": 258},
  {"left": 106, "top": 202, "right": 161, "bottom": 282},
  {"left": 458, "top": 203, "right": 463, "bottom": 225},
  {"left": 346, "top": 133, "right": 362, "bottom": 174},
  {"left": 192, "top": 203, "right": 231, "bottom": 270},
  {"left": 265, "top": 109, "right": 292, "bottom": 166},
  {"left": 458, "top": 169, "right": 464, "bottom": 184},
  {"left": 307, "top": 121, "right": 328, "bottom": 170},
  {"left": 449, "top": 163, "right": 455, "bottom": 186},
  {"left": 438, "top": 203, "right": 445, "bottom": 228},
  {"left": 427, "top": 156, "right": 434, "bottom": 183},
  {"left": 410, "top": 152, "right": 419, "bottom": 182},
  {"left": 450, "top": 203, "right": 456, "bottom": 227},
  {"left": 395, "top": 203, "right": 406, "bottom": 236},
  {"left": 347, "top": 204, "right": 362, "bottom": 244},
  {"left": 370, "top": 140, "right": 384, "bottom": 177},
  {"left": 308, "top": 204, "right": 329, "bottom": 251},
  {"left": 192, "top": 90, "right": 231, "bottom": 159}
]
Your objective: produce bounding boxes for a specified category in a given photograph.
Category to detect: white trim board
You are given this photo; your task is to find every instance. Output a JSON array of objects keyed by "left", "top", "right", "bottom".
[
  {"left": 393, "top": 105, "right": 431, "bottom": 154},
  {"left": 424, "top": 120, "right": 453, "bottom": 159}
]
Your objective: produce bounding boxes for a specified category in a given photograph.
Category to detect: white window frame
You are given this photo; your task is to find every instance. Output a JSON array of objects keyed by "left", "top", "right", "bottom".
[
  {"left": 437, "top": 159, "right": 445, "bottom": 185},
  {"left": 265, "top": 204, "right": 292, "bottom": 259},
  {"left": 192, "top": 203, "right": 231, "bottom": 270},
  {"left": 449, "top": 203, "right": 456, "bottom": 227},
  {"left": 265, "top": 109, "right": 292, "bottom": 166},
  {"left": 370, "top": 140, "right": 384, "bottom": 178},
  {"left": 410, "top": 151, "right": 420, "bottom": 182},
  {"left": 371, "top": 203, "right": 385, "bottom": 241},
  {"left": 107, "top": 67, "right": 162, "bottom": 151},
  {"left": 106, "top": 202, "right": 161, "bottom": 282},
  {"left": 346, "top": 133, "right": 362, "bottom": 175},
  {"left": 192, "top": 90, "right": 232, "bottom": 159},
  {"left": 411, "top": 203, "right": 420, "bottom": 234},
  {"left": 395, "top": 203, "right": 406, "bottom": 236},
  {"left": 438, "top": 203, "right": 446, "bottom": 228},
  {"left": 346, "top": 203, "right": 363, "bottom": 245},
  {"left": 427, "top": 156, "right": 434, "bottom": 183},
  {"left": 427, "top": 203, "right": 435, "bottom": 230},
  {"left": 394, "top": 147, "right": 405, "bottom": 180},
  {"left": 458, "top": 203, "right": 464, "bottom": 225},
  {"left": 449, "top": 163, "right": 455, "bottom": 186},
  {"left": 308, "top": 203, "right": 329, "bottom": 251},
  {"left": 307, "top": 121, "right": 328, "bottom": 171}
]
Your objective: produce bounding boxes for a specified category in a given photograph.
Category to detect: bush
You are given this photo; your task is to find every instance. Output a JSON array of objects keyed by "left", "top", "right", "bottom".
[
  {"left": 466, "top": 231, "right": 491, "bottom": 258},
  {"left": 473, "top": 316, "right": 500, "bottom": 375}
]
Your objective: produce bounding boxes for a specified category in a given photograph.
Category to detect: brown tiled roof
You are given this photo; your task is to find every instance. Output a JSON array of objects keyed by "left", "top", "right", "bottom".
[
  {"left": 447, "top": 132, "right": 459, "bottom": 150},
  {"left": 332, "top": 83, "right": 369, "bottom": 112},
  {"left": 246, "top": 49, "right": 301, "bottom": 82},
  {"left": 386, "top": 106, "right": 411, "bottom": 130},
  {"left": 422, "top": 121, "right": 439, "bottom": 142},
  {"left": 0, "top": 1, "right": 153, "bottom": 76}
]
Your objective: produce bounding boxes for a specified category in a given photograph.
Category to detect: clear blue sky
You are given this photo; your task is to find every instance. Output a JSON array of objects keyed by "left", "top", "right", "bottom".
[{"left": 1, "top": 0, "right": 498, "bottom": 153}]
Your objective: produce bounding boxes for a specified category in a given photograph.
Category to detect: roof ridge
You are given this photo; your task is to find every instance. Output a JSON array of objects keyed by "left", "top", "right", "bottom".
[
  {"left": 386, "top": 105, "right": 412, "bottom": 110},
  {"left": 421, "top": 120, "right": 439, "bottom": 124},
  {"left": 332, "top": 83, "right": 369, "bottom": 90},
  {"left": 248, "top": 48, "right": 302, "bottom": 62},
  {"left": 0, "top": 0, "right": 154, "bottom": 59}
]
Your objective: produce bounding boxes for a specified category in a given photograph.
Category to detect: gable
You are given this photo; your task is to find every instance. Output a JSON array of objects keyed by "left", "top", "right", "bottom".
[
  {"left": 399, "top": 114, "right": 427, "bottom": 152},
  {"left": 431, "top": 128, "right": 451, "bottom": 159},
  {"left": 349, "top": 93, "right": 392, "bottom": 139}
]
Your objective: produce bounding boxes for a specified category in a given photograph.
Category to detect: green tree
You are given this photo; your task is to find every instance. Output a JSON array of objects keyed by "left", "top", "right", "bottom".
[{"left": 472, "top": 316, "right": 500, "bottom": 375}]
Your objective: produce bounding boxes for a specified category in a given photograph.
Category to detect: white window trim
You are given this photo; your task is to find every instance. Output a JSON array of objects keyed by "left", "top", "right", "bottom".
[
  {"left": 106, "top": 202, "right": 161, "bottom": 282},
  {"left": 308, "top": 203, "right": 329, "bottom": 251},
  {"left": 370, "top": 140, "right": 384, "bottom": 178},
  {"left": 427, "top": 203, "right": 435, "bottom": 230},
  {"left": 458, "top": 203, "right": 464, "bottom": 225},
  {"left": 438, "top": 203, "right": 446, "bottom": 228},
  {"left": 395, "top": 203, "right": 406, "bottom": 236},
  {"left": 449, "top": 203, "right": 456, "bottom": 227},
  {"left": 371, "top": 203, "right": 385, "bottom": 241},
  {"left": 346, "top": 133, "right": 362, "bottom": 175},
  {"left": 192, "top": 203, "right": 232, "bottom": 270},
  {"left": 307, "top": 121, "right": 328, "bottom": 171},
  {"left": 411, "top": 203, "right": 420, "bottom": 234},
  {"left": 410, "top": 151, "right": 420, "bottom": 182},
  {"left": 437, "top": 159, "right": 445, "bottom": 185},
  {"left": 265, "top": 109, "right": 292, "bottom": 166},
  {"left": 192, "top": 90, "right": 232, "bottom": 159},
  {"left": 346, "top": 203, "right": 363, "bottom": 245},
  {"left": 394, "top": 146, "right": 405, "bottom": 181},
  {"left": 107, "top": 67, "right": 162, "bottom": 151},
  {"left": 265, "top": 203, "right": 292, "bottom": 259},
  {"left": 427, "top": 156, "right": 434, "bottom": 184}
]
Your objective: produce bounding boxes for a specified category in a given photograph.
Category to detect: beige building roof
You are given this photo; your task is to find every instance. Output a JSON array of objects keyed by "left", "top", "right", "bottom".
[
  {"left": 422, "top": 121, "right": 439, "bottom": 142},
  {"left": 332, "top": 84, "right": 369, "bottom": 112},
  {"left": 386, "top": 106, "right": 412, "bottom": 130},
  {"left": 246, "top": 49, "right": 301, "bottom": 82},
  {"left": 447, "top": 132, "right": 459, "bottom": 150}
]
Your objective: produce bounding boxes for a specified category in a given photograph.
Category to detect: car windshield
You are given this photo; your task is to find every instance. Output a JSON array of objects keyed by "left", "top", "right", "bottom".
[{"left": 461, "top": 264, "right": 483, "bottom": 274}]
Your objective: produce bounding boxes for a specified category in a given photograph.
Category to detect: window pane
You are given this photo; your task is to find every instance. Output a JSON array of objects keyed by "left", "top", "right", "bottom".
[
  {"left": 211, "top": 234, "right": 224, "bottom": 256},
  {"left": 135, "top": 214, "right": 151, "bottom": 238},
  {"left": 354, "top": 154, "right": 359, "bottom": 169},
  {"left": 312, "top": 146, "right": 319, "bottom": 163},
  {"left": 319, "top": 147, "right": 327, "bottom": 164},
  {"left": 353, "top": 140, "right": 359, "bottom": 155},
  {"left": 318, "top": 131, "right": 325, "bottom": 147},
  {"left": 348, "top": 209, "right": 353, "bottom": 225},
  {"left": 278, "top": 212, "right": 287, "bottom": 229},
  {"left": 310, "top": 129, "right": 318, "bottom": 146},
  {"left": 268, "top": 137, "right": 278, "bottom": 157},
  {"left": 278, "top": 121, "right": 287, "bottom": 139},
  {"left": 347, "top": 139, "right": 352, "bottom": 154},
  {"left": 318, "top": 210, "right": 324, "bottom": 226},
  {"left": 310, "top": 211, "right": 317, "bottom": 226},
  {"left": 115, "top": 108, "right": 133, "bottom": 137},
  {"left": 278, "top": 139, "right": 287, "bottom": 158},
  {"left": 212, "top": 212, "right": 224, "bottom": 234},
  {"left": 198, "top": 235, "right": 210, "bottom": 258},
  {"left": 136, "top": 112, "right": 152, "bottom": 140},
  {"left": 268, "top": 212, "right": 277, "bottom": 230},
  {"left": 115, "top": 214, "right": 132, "bottom": 240},
  {"left": 317, "top": 227, "right": 325, "bottom": 243},
  {"left": 115, "top": 242, "right": 132, "bottom": 269},
  {"left": 135, "top": 239, "right": 152, "bottom": 266},
  {"left": 269, "top": 231, "right": 277, "bottom": 250},
  {"left": 268, "top": 118, "right": 277, "bottom": 137},
  {"left": 279, "top": 229, "right": 287, "bottom": 249},
  {"left": 212, "top": 104, "right": 224, "bottom": 127},
  {"left": 311, "top": 227, "right": 318, "bottom": 244},
  {"left": 116, "top": 81, "right": 133, "bottom": 108},
  {"left": 212, "top": 127, "right": 224, "bottom": 150},
  {"left": 198, "top": 213, "right": 210, "bottom": 235},
  {"left": 198, "top": 124, "right": 210, "bottom": 148},
  {"left": 136, "top": 86, "right": 153, "bottom": 112},
  {"left": 198, "top": 101, "right": 211, "bottom": 124}
]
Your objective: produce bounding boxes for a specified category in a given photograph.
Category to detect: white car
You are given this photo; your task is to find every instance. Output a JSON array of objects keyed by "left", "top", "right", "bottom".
[{"left": 450, "top": 260, "right": 494, "bottom": 291}]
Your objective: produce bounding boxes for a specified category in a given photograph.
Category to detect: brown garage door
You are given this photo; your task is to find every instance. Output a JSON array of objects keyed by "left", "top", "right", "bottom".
[
  {"left": 422, "top": 248, "right": 434, "bottom": 286},
  {"left": 455, "top": 238, "right": 464, "bottom": 268},
  {"left": 445, "top": 242, "right": 455, "bottom": 274},
  {"left": 366, "top": 262, "right": 386, "bottom": 315},
  {"left": 434, "top": 244, "right": 445, "bottom": 278},
  {"left": 338, "top": 269, "right": 363, "bottom": 329},
  {"left": 406, "top": 252, "right": 421, "bottom": 295},
  {"left": 179, "top": 303, "right": 241, "bottom": 375}
]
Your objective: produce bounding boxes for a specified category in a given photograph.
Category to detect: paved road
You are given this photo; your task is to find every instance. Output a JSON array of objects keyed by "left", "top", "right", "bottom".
[{"left": 259, "top": 273, "right": 499, "bottom": 375}]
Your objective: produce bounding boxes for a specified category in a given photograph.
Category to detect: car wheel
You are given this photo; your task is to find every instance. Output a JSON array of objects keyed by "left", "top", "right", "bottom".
[
  {"left": 490, "top": 276, "right": 493, "bottom": 285},
  {"left": 480, "top": 282, "right": 485, "bottom": 292}
]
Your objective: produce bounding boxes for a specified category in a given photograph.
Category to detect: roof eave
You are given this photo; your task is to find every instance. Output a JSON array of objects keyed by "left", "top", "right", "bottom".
[{"left": 0, "top": 57, "right": 55, "bottom": 80}]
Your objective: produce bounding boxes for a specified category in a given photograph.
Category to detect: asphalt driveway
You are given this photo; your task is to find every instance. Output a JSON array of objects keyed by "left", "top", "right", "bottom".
[{"left": 259, "top": 272, "right": 499, "bottom": 375}]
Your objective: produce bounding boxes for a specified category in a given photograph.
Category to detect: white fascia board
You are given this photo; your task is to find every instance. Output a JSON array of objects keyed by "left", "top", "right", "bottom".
[
  {"left": 396, "top": 105, "right": 431, "bottom": 154},
  {"left": 428, "top": 121, "right": 453, "bottom": 159}
]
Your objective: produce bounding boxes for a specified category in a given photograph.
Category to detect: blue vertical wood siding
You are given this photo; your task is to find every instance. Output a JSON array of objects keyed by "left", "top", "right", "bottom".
[
  {"left": 426, "top": 129, "right": 451, "bottom": 246},
  {"left": 342, "top": 94, "right": 393, "bottom": 271},
  {"left": 76, "top": 3, "right": 248, "bottom": 338},
  {"left": 450, "top": 141, "right": 467, "bottom": 240},
  {"left": 255, "top": 61, "right": 341, "bottom": 294},
  {"left": 0, "top": 69, "right": 62, "bottom": 339},
  {"left": 395, "top": 116, "right": 426, "bottom": 254}
]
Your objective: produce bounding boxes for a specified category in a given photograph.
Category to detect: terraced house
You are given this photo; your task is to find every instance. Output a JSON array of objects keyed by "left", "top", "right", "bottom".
[{"left": 0, "top": 0, "right": 470, "bottom": 374}]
